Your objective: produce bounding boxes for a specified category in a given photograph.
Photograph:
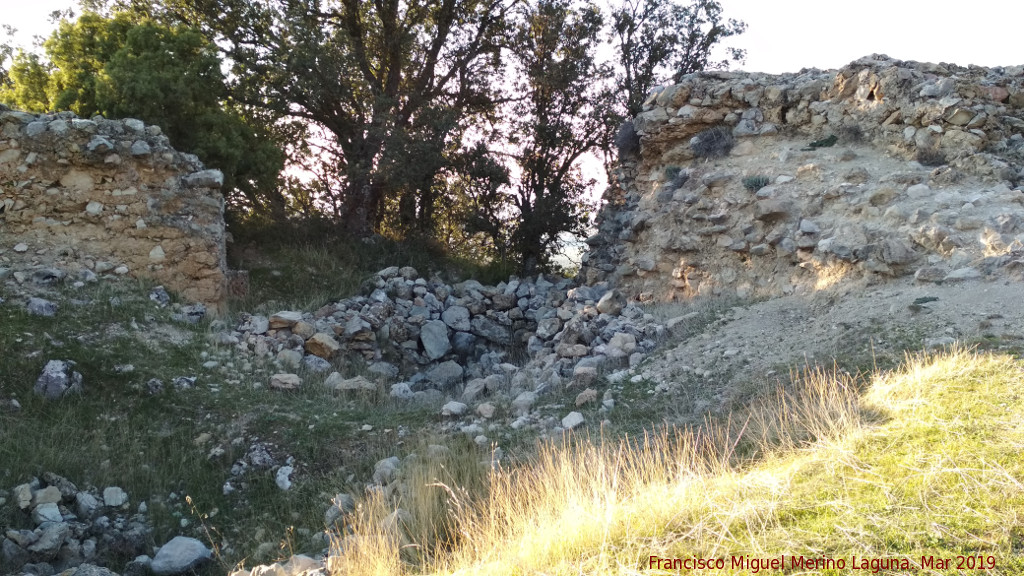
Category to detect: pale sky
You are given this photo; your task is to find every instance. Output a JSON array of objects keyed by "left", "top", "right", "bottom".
[
  {"left": 5, "top": 0, "right": 1023, "bottom": 72},
  {"left": 722, "top": 0, "right": 1024, "bottom": 74}
]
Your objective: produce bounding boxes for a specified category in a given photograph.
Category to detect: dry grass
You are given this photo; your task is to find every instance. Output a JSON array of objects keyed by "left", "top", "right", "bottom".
[{"left": 326, "top": 347, "right": 1024, "bottom": 575}]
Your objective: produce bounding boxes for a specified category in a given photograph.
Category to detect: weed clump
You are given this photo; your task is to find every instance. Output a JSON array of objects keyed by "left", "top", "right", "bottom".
[
  {"left": 800, "top": 134, "right": 838, "bottom": 151},
  {"left": 690, "top": 126, "right": 734, "bottom": 158},
  {"left": 916, "top": 147, "right": 947, "bottom": 167},
  {"left": 664, "top": 166, "right": 689, "bottom": 189},
  {"left": 615, "top": 121, "right": 641, "bottom": 157},
  {"left": 742, "top": 175, "right": 770, "bottom": 192},
  {"left": 837, "top": 123, "right": 865, "bottom": 143}
]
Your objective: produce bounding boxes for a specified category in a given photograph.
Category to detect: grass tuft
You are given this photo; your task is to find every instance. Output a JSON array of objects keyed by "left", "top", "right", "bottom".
[{"left": 326, "top": 347, "right": 1024, "bottom": 575}]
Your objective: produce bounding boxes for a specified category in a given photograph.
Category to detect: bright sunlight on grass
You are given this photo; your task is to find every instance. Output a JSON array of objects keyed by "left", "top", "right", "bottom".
[{"left": 326, "top": 347, "right": 1024, "bottom": 575}]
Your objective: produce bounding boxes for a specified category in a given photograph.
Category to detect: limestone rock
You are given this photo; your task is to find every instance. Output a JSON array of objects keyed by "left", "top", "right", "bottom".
[
  {"left": 27, "top": 297, "right": 58, "bottom": 317},
  {"left": 420, "top": 320, "right": 452, "bottom": 360},
  {"left": 561, "top": 411, "right": 585, "bottom": 430},
  {"left": 441, "top": 306, "right": 471, "bottom": 331},
  {"left": 476, "top": 402, "right": 496, "bottom": 419},
  {"left": 324, "top": 373, "right": 376, "bottom": 393},
  {"left": 151, "top": 536, "right": 212, "bottom": 575},
  {"left": 305, "top": 332, "right": 340, "bottom": 359},
  {"left": 269, "top": 373, "right": 301, "bottom": 391},
  {"left": 512, "top": 391, "right": 537, "bottom": 415},
  {"left": 102, "top": 486, "right": 128, "bottom": 508},
  {"left": 269, "top": 311, "right": 303, "bottom": 329},
  {"left": 606, "top": 332, "right": 637, "bottom": 359},
  {"left": 32, "top": 502, "right": 63, "bottom": 524},
  {"left": 182, "top": 169, "right": 224, "bottom": 188},
  {"left": 372, "top": 457, "right": 400, "bottom": 485},
  {"left": 31, "top": 486, "right": 61, "bottom": 506},
  {"left": 34, "top": 360, "right": 83, "bottom": 399},
  {"left": 425, "top": 361, "right": 464, "bottom": 389},
  {"left": 275, "top": 466, "right": 294, "bottom": 491},
  {"left": 596, "top": 290, "right": 625, "bottom": 315},
  {"left": 441, "top": 401, "right": 468, "bottom": 416},
  {"left": 575, "top": 388, "right": 599, "bottom": 407}
]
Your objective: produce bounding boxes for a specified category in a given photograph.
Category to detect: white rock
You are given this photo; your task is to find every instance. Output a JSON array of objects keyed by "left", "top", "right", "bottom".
[
  {"left": 512, "top": 391, "right": 537, "bottom": 415},
  {"left": 325, "top": 373, "right": 376, "bottom": 393},
  {"left": 32, "top": 486, "right": 62, "bottom": 506},
  {"left": 373, "top": 457, "right": 400, "bottom": 485},
  {"left": 76, "top": 492, "right": 99, "bottom": 518},
  {"left": 103, "top": 486, "right": 129, "bottom": 507},
  {"left": 442, "top": 401, "right": 468, "bottom": 416},
  {"left": 14, "top": 483, "right": 32, "bottom": 509},
  {"left": 32, "top": 502, "right": 63, "bottom": 524},
  {"left": 420, "top": 320, "right": 452, "bottom": 360},
  {"left": 276, "top": 466, "right": 294, "bottom": 491},
  {"left": 151, "top": 536, "right": 212, "bottom": 575},
  {"left": 390, "top": 382, "right": 415, "bottom": 400},
  {"left": 270, "top": 373, "right": 301, "bottom": 390},
  {"left": 561, "top": 411, "right": 585, "bottom": 430}
]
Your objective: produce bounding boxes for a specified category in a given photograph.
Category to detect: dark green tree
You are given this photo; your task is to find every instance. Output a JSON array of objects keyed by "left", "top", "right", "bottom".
[
  {"left": 0, "top": 51, "right": 52, "bottom": 112},
  {"left": 478, "top": 0, "right": 614, "bottom": 274},
  {"left": 0, "top": 11, "right": 287, "bottom": 218},
  {"left": 609, "top": 0, "right": 746, "bottom": 117},
  {"left": 108, "top": 0, "right": 517, "bottom": 238}
]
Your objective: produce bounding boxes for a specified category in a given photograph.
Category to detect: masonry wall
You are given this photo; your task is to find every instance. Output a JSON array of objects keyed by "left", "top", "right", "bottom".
[
  {"left": 0, "top": 104, "right": 228, "bottom": 310},
  {"left": 581, "top": 55, "right": 1024, "bottom": 301}
]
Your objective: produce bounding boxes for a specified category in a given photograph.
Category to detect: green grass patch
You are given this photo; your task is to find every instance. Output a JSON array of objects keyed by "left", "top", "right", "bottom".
[{"left": 325, "top": 348, "right": 1024, "bottom": 575}]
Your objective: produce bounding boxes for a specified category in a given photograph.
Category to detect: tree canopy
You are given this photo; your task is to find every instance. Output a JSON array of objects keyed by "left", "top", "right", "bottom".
[
  {"left": 609, "top": 0, "right": 747, "bottom": 117},
  {"left": 0, "top": 11, "right": 287, "bottom": 216},
  {"left": 4, "top": 0, "right": 746, "bottom": 274}
]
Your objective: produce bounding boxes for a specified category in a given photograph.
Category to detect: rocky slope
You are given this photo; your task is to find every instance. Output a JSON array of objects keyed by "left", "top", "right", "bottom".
[
  {"left": 5, "top": 55, "right": 1024, "bottom": 576},
  {"left": 582, "top": 54, "right": 1024, "bottom": 302}
]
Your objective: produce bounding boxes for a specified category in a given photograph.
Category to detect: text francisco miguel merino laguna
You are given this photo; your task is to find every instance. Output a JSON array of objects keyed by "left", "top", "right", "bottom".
[{"left": 646, "top": 554, "right": 989, "bottom": 572}]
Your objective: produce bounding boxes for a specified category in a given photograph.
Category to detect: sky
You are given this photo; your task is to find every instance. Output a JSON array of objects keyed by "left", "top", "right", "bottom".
[
  {"left": 721, "top": 0, "right": 1024, "bottom": 74},
  {"left": 5, "top": 0, "right": 1024, "bottom": 73}
]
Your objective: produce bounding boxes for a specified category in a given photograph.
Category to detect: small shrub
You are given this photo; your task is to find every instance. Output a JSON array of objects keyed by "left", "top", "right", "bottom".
[
  {"left": 837, "top": 124, "right": 865, "bottom": 144},
  {"left": 743, "top": 175, "right": 771, "bottom": 192},
  {"left": 690, "top": 126, "right": 734, "bottom": 158},
  {"left": 800, "top": 134, "right": 838, "bottom": 151},
  {"left": 615, "top": 121, "right": 641, "bottom": 157},
  {"left": 664, "top": 166, "right": 689, "bottom": 189},
  {"left": 916, "top": 147, "right": 947, "bottom": 167}
]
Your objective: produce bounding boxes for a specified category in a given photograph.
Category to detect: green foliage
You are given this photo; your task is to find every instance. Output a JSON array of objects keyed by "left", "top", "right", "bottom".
[
  {"left": 0, "top": 50, "right": 52, "bottom": 112},
  {"left": 916, "top": 147, "right": 947, "bottom": 167},
  {"left": 742, "top": 175, "right": 770, "bottom": 192},
  {"left": 609, "top": 0, "right": 747, "bottom": 117},
  {"left": 0, "top": 11, "right": 286, "bottom": 219},
  {"left": 614, "top": 120, "right": 641, "bottom": 157},
  {"left": 800, "top": 134, "right": 838, "bottom": 151},
  {"left": 122, "top": 0, "right": 515, "bottom": 238},
  {"left": 62, "top": 0, "right": 747, "bottom": 273},
  {"left": 477, "top": 0, "right": 612, "bottom": 275},
  {"left": 690, "top": 125, "right": 734, "bottom": 158},
  {"left": 664, "top": 165, "right": 689, "bottom": 188}
]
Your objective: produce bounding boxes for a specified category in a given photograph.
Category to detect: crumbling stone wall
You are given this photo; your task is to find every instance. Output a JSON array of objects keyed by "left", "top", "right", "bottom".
[
  {"left": 0, "top": 104, "right": 228, "bottom": 310},
  {"left": 582, "top": 55, "right": 1024, "bottom": 301}
]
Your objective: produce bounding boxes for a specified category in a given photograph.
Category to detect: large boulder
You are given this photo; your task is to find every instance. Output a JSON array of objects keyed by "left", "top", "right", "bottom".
[
  {"left": 34, "top": 360, "right": 83, "bottom": 399},
  {"left": 151, "top": 536, "right": 212, "bottom": 575}
]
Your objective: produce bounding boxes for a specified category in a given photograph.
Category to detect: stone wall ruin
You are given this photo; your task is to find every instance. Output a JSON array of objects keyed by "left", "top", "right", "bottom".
[
  {"left": 0, "top": 104, "right": 228, "bottom": 310},
  {"left": 582, "top": 55, "right": 1024, "bottom": 301}
]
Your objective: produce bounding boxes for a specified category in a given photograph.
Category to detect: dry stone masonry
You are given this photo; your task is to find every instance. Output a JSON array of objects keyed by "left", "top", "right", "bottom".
[
  {"left": 0, "top": 104, "right": 228, "bottom": 310},
  {"left": 582, "top": 55, "right": 1024, "bottom": 302},
  {"left": 219, "top": 266, "right": 664, "bottom": 418}
]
